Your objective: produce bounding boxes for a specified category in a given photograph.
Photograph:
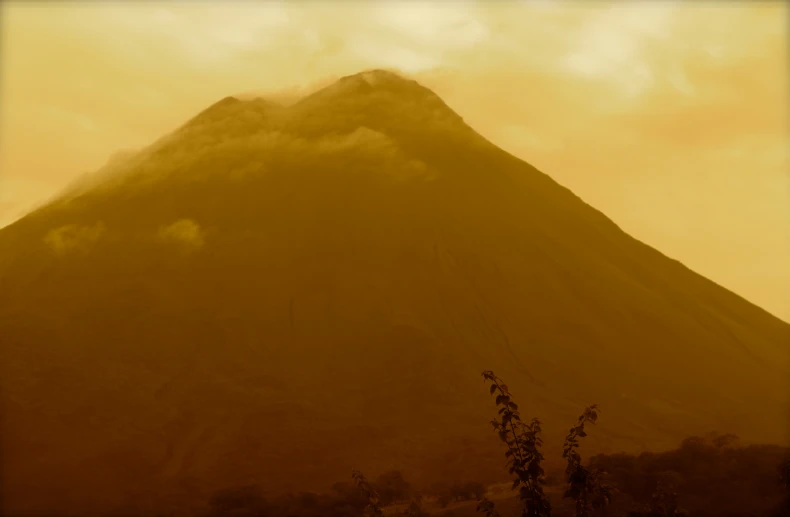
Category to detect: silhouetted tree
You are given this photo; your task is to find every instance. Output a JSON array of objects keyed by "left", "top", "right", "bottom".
[
  {"left": 331, "top": 480, "right": 369, "bottom": 508},
  {"left": 477, "top": 497, "right": 501, "bottom": 517},
  {"left": 627, "top": 481, "right": 688, "bottom": 517},
  {"left": 481, "top": 370, "right": 551, "bottom": 517},
  {"left": 404, "top": 499, "right": 428, "bottom": 517},
  {"left": 373, "top": 470, "right": 412, "bottom": 504},
  {"left": 208, "top": 485, "right": 267, "bottom": 517},
  {"left": 591, "top": 434, "right": 789, "bottom": 516},
  {"left": 352, "top": 469, "right": 385, "bottom": 517},
  {"left": 780, "top": 458, "right": 790, "bottom": 491},
  {"left": 562, "top": 405, "right": 614, "bottom": 517},
  {"left": 463, "top": 481, "right": 486, "bottom": 501},
  {"left": 775, "top": 458, "right": 790, "bottom": 517}
]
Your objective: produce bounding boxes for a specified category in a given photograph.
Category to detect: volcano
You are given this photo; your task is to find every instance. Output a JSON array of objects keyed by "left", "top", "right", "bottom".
[{"left": 1, "top": 69, "right": 788, "bottom": 516}]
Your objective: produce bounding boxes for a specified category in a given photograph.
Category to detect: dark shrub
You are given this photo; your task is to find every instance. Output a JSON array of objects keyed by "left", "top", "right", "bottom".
[
  {"left": 373, "top": 470, "right": 412, "bottom": 505},
  {"left": 589, "top": 434, "right": 790, "bottom": 517},
  {"left": 208, "top": 485, "right": 267, "bottom": 517}
]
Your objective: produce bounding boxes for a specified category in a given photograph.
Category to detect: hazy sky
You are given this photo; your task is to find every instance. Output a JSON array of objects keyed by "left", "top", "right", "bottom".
[{"left": 1, "top": 1, "right": 788, "bottom": 321}]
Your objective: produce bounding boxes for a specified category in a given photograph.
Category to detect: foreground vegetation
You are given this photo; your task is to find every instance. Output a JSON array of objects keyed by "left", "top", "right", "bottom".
[{"left": 201, "top": 371, "right": 789, "bottom": 517}]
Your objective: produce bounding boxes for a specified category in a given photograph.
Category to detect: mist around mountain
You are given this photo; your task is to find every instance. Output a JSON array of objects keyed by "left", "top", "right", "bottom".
[{"left": 0, "top": 69, "right": 788, "bottom": 516}]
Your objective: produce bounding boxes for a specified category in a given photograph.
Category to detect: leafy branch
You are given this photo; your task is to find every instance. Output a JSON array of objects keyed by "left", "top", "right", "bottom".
[
  {"left": 481, "top": 370, "right": 551, "bottom": 517},
  {"left": 627, "top": 481, "right": 688, "bottom": 517},
  {"left": 562, "top": 405, "right": 614, "bottom": 517},
  {"left": 476, "top": 497, "right": 501, "bottom": 517},
  {"left": 352, "top": 469, "right": 385, "bottom": 517}
]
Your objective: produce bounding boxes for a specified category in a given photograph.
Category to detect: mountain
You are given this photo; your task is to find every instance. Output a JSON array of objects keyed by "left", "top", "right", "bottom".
[{"left": 1, "top": 69, "right": 788, "bottom": 517}]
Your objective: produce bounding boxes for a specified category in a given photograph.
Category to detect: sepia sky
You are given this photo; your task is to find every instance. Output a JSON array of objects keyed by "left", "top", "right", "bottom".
[{"left": 0, "top": 1, "right": 788, "bottom": 321}]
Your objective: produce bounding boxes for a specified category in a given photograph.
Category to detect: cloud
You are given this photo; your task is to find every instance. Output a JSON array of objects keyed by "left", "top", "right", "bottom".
[
  {"left": 314, "top": 127, "right": 397, "bottom": 155},
  {"left": 43, "top": 222, "right": 105, "bottom": 256},
  {"left": 560, "top": 3, "right": 676, "bottom": 97},
  {"left": 360, "top": 2, "right": 489, "bottom": 72},
  {"left": 157, "top": 219, "right": 205, "bottom": 252}
]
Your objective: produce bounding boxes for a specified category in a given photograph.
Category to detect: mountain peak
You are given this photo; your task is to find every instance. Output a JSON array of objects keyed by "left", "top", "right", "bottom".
[
  {"left": 346, "top": 68, "right": 410, "bottom": 86},
  {"left": 294, "top": 68, "right": 436, "bottom": 106},
  {"left": 287, "top": 68, "right": 474, "bottom": 145}
]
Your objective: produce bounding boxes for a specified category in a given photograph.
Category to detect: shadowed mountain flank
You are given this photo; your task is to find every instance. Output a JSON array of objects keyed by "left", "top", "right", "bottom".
[{"left": 1, "top": 69, "right": 788, "bottom": 516}]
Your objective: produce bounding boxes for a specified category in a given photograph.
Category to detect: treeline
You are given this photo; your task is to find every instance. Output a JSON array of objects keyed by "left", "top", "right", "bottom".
[
  {"left": 200, "top": 370, "right": 789, "bottom": 517},
  {"left": 202, "top": 436, "right": 789, "bottom": 517},
  {"left": 590, "top": 435, "right": 790, "bottom": 517},
  {"left": 204, "top": 470, "right": 485, "bottom": 517}
]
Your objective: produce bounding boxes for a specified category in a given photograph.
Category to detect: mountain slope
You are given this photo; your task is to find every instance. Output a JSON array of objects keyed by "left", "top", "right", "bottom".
[{"left": 1, "top": 69, "right": 788, "bottom": 517}]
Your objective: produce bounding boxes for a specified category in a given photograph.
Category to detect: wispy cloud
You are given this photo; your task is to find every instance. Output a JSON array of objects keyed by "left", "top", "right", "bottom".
[
  {"left": 158, "top": 219, "right": 205, "bottom": 253},
  {"left": 44, "top": 222, "right": 106, "bottom": 256}
]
